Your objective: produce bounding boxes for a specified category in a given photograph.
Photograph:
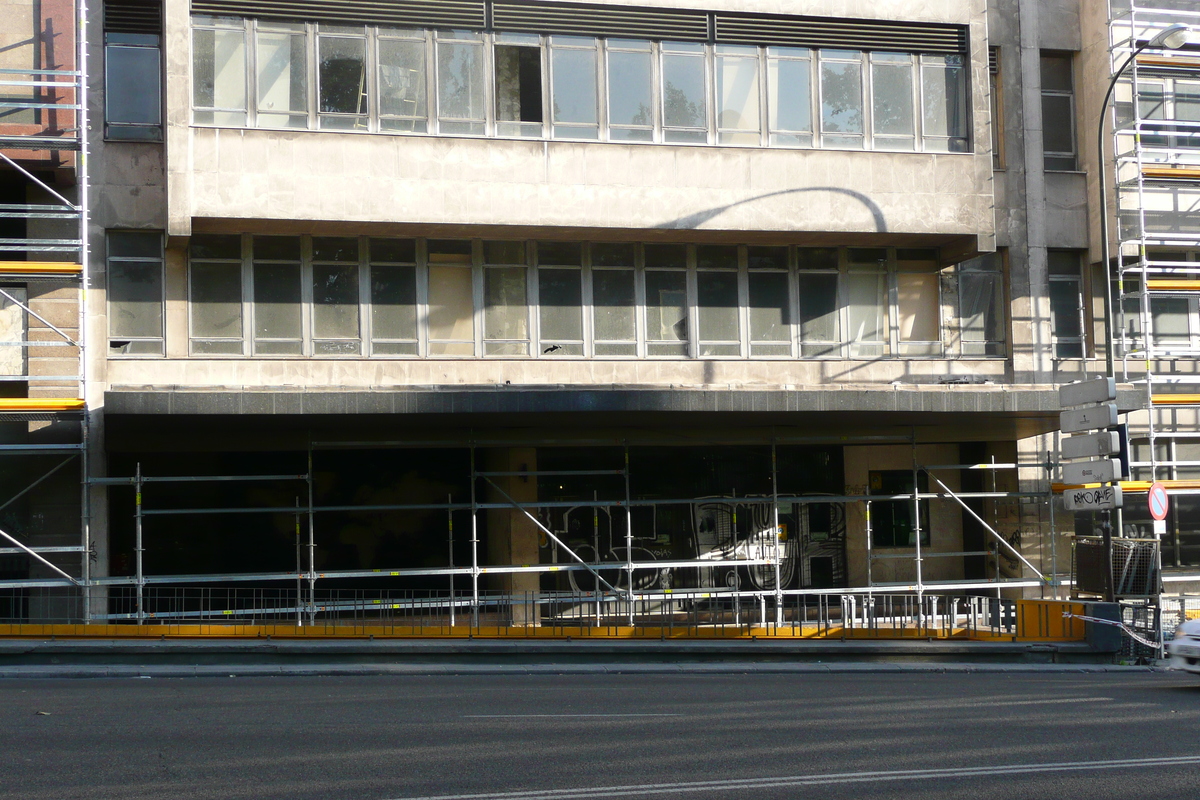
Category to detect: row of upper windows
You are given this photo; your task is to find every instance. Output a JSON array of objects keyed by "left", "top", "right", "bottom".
[
  {"left": 191, "top": 15, "right": 971, "bottom": 152},
  {"left": 107, "top": 234, "right": 1005, "bottom": 360}
]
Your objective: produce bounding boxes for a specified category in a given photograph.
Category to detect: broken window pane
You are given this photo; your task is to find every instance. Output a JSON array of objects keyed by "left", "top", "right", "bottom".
[
  {"left": 318, "top": 35, "right": 367, "bottom": 129},
  {"left": 539, "top": 268, "right": 583, "bottom": 352},
  {"left": 496, "top": 43, "right": 543, "bottom": 136},
  {"left": 312, "top": 263, "right": 361, "bottom": 352},
  {"left": 437, "top": 33, "right": 486, "bottom": 134},
  {"left": 379, "top": 35, "right": 427, "bottom": 132}
]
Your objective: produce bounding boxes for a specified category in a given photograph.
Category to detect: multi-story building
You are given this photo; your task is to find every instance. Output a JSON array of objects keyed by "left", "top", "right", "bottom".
[{"left": 0, "top": 0, "right": 1196, "bottom": 632}]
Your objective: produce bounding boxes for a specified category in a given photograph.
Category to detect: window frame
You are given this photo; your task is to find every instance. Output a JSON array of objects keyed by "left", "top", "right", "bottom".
[
  {"left": 106, "top": 230, "right": 166, "bottom": 356},
  {"left": 104, "top": 32, "right": 164, "bottom": 141},
  {"left": 1040, "top": 51, "right": 1077, "bottom": 171}
]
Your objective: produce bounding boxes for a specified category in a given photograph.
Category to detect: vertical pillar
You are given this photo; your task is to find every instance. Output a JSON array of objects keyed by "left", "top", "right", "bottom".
[{"left": 484, "top": 447, "right": 540, "bottom": 627}]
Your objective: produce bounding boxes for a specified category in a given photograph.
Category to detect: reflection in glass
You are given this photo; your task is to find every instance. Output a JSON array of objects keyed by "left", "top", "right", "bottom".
[{"left": 379, "top": 37, "right": 427, "bottom": 131}]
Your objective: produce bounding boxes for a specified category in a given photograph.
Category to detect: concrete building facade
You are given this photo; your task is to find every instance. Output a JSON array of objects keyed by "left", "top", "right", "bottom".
[{"left": 1, "top": 0, "right": 1197, "bottom": 629}]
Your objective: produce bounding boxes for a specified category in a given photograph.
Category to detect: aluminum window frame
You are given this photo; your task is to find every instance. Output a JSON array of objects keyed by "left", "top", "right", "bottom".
[{"left": 106, "top": 230, "right": 166, "bottom": 356}]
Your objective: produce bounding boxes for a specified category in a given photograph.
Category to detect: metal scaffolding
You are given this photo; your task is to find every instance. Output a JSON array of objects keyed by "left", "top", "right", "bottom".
[{"left": 0, "top": 0, "right": 91, "bottom": 618}]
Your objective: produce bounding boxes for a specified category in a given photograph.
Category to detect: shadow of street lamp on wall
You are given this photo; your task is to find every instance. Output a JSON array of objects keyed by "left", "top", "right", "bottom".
[{"left": 1098, "top": 22, "right": 1191, "bottom": 378}]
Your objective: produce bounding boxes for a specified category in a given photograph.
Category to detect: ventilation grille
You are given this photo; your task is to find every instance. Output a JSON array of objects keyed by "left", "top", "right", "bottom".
[
  {"left": 190, "top": 0, "right": 486, "bottom": 29},
  {"left": 714, "top": 13, "right": 967, "bottom": 55},
  {"left": 989, "top": 46, "right": 999, "bottom": 74},
  {"left": 105, "top": 0, "right": 163, "bottom": 34},
  {"left": 492, "top": 1, "right": 708, "bottom": 41}
]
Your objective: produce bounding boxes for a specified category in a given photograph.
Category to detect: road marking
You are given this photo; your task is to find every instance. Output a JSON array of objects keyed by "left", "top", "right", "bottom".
[
  {"left": 973, "top": 696, "right": 1113, "bottom": 707},
  {"left": 386, "top": 754, "right": 1200, "bottom": 800},
  {"left": 461, "top": 714, "right": 683, "bottom": 718}
]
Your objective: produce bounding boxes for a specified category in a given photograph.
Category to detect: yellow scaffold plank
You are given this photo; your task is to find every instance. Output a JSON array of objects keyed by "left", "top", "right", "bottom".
[
  {"left": 1137, "top": 55, "right": 1200, "bottom": 69},
  {"left": 1141, "top": 166, "right": 1200, "bottom": 181},
  {"left": 0, "top": 261, "right": 82, "bottom": 275},
  {"left": 1152, "top": 394, "right": 1200, "bottom": 406},
  {"left": 1147, "top": 279, "right": 1200, "bottom": 292},
  {"left": 1054, "top": 479, "right": 1200, "bottom": 494},
  {"left": 0, "top": 398, "right": 84, "bottom": 412}
]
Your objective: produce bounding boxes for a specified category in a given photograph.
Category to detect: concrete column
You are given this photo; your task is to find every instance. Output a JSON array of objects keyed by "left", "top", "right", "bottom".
[{"left": 484, "top": 447, "right": 540, "bottom": 627}]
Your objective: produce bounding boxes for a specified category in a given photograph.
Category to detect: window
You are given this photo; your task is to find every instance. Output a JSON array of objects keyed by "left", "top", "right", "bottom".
[
  {"left": 252, "top": 236, "right": 303, "bottom": 355},
  {"left": 591, "top": 243, "right": 638, "bottom": 356},
  {"left": 550, "top": 37, "right": 600, "bottom": 140},
  {"left": 989, "top": 47, "right": 1003, "bottom": 167},
  {"left": 1137, "top": 77, "right": 1200, "bottom": 152},
  {"left": 436, "top": 31, "right": 486, "bottom": 135},
  {"left": 105, "top": 33, "right": 162, "bottom": 140},
  {"left": 369, "top": 238, "right": 419, "bottom": 355},
  {"left": 607, "top": 40, "right": 654, "bottom": 142},
  {"left": 483, "top": 241, "right": 530, "bottom": 355},
  {"left": 661, "top": 42, "right": 708, "bottom": 143},
  {"left": 189, "top": 234, "right": 244, "bottom": 355},
  {"left": 819, "top": 50, "right": 864, "bottom": 149},
  {"left": 1041, "top": 52, "right": 1076, "bottom": 170},
  {"left": 427, "top": 239, "right": 475, "bottom": 355},
  {"left": 495, "top": 33, "right": 543, "bottom": 137},
  {"left": 957, "top": 252, "right": 1005, "bottom": 356},
  {"left": 870, "top": 470, "right": 930, "bottom": 548},
  {"left": 378, "top": 29, "right": 428, "bottom": 132},
  {"left": 894, "top": 249, "right": 941, "bottom": 355},
  {"left": 107, "top": 231, "right": 164, "bottom": 355},
  {"left": 767, "top": 47, "right": 812, "bottom": 146},
  {"left": 537, "top": 242, "right": 583, "bottom": 356},
  {"left": 193, "top": 17, "right": 247, "bottom": 126},
  {"left": 1048, "top": 250, "right": 1084, "bottom": 357},
  {"left": 797, "top": 248, "right": 840, "bottom": 357},
  {"left": 318, "top": 26, "right": 369, "bottom": 130},
  {"left": 644, "top": 244, "right": 690, "bottom": 355},
  {"left": 845, "top": 248, "right": 888, "bottom": 357},
  {"left": 311, "top": 237, "right": 361, "bottom": 354},
  {"left": 871, "top": 52, "right": 915, "bottom": 151},
  {"left": 256, "top": 21, "right": 308, "bottom": 128},
  {"left": 747, "top": 246, "right": 791, "bottom": 356},
  {"left": 695, "top": 246, "right": 741, "bottom": 356},
  {"left": 920, "top": 54, "right": 967, "bottom": 152},
  {"left": 715, "top": 46, "right": 760, "bottom": 145}
]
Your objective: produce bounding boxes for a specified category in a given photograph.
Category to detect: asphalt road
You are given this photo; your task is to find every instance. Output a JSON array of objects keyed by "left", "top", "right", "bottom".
[{"left": 2, "top": 671, "right": 1199, "bottom": 800}]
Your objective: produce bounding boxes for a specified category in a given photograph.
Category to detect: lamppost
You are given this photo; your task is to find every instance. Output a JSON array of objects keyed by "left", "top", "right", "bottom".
[
  {"left": 1097, "top": 22, "right": 1190, "bottom": 378},
  {"left": 1094, "top": 22, "right": 1189, "bottom": 605}
]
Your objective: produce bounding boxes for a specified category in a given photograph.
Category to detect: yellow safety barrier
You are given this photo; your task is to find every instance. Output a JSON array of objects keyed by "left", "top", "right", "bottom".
[
  {"left": 1055, "top": 479, "right": 1200, "bottom": 493},
  {"left": 1152, "top": 394, "right": 1200, "bottom": 406},
  {"left": 0, "top": 398, "right": 84, "bottom": 412},
  {"left": 0, "top": 261, "right": 82, "bottom": 276},
  {"left": 1142, "top": 166, "right": 1200, "bottom": 180},
  {"left": 1147, "top": 280, "right": 1200, "bottom": 292}
]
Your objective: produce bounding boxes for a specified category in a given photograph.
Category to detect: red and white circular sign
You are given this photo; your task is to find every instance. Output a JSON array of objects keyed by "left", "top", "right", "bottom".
[{"left": 1148, "top": 482, "right": 1170, "bottom": 521}]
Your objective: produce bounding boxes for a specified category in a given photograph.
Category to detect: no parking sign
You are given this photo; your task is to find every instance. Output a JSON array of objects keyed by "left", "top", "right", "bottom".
[{"left": 1148, "top": 481, "right": 1169, "bottom": 535}]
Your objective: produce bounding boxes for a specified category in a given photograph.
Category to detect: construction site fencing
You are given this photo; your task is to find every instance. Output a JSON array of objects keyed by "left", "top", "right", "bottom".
[{"left": 0, "top": 586, "right": 1083, "bottom": 641}]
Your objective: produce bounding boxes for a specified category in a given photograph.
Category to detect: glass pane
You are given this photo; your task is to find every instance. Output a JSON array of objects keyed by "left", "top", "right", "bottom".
[
  {"left": 256, "top": 32, "right": 307, "bottom": 121},
  {"left": 371, "top": 265, "right": 417, "bottom": 341},
  {"left": 608, "top": 49, "right": 653, "bottom": 128},
  {"left": 109, "top": 262, "right": 162, "bottom": 338},
  {"left": 193, "top": 28, "right": 246, "bottom": 114},
  {"left": 190, "top": 262, "right": 242, "bottom": 339},
  {"left": 697, "top": 271, "right": 739, "bottom": 343},
  {"left": 190, "top": 234, "right": 240, "bottom": 260},
  {"left": 428, "top": 266, "right": 474, "bottom": 343},
  {"left": 253, "top": 263, "right": 302, "bottom": 341},
  {"left": 1040, "top": 54, "right": 1072, "bottom": 92},
  {"left": 552, "top": 46, "right": 598, "bottom": 125},
  {"left": 1041, "top": 94, "right": 1074, "bottom": 154},
  {"left": 716, "top": 48, "right": 760, "bottom": 140},
  {"left": 644, "top": 244, "right": 687, "bottom": 268},
  {"left": 845, "top": 272, "right": 885, "bottom": 343},
  {"left": 960, "top": 272, "right": 1000, "bottom": 343},
  {"left": 645, "top": 270, "right": 688, "bottom": 342},
  {"left": 872, "top": 62, "right": 913, "bottom": 136},
  {"left": 749, "top": 271, "right": 789, "bottom": 342},
  {"left": 370, "top": 238, "right": 417, "bottom": 263},
  {"left": 438, "top": 39, "right": 485, "bottom": 124},
  {"left": 591, "top": 243, "right": 636, "bottom": 267},
  {"left": 537, "top": 241, "right": 582, "bottom": 265},
  {"left": 379, "top": 38, "right": 427, "bottom": 124},
  {"left": 109, "top": 231, "right": 161, "bottom": 258},
  {"left": 696, "top": 245, "right": 738, "bottom": 269},
  {"left": 538, "top": 268, "right": 583, "bottom": 341},
  {"left": 896, "top": 272, "right": 939, "bottom": 341},
  {"left": 820, "top": 58, "right": 863, "bottom": 134},
  {"left": 106, "top": 46, "right": 162, "bottom": 124},
  {"left": 484, "top": 240, "right": 526, "bottom": 265},
  {"left": 748, "top": 246, "right": 788, "bottom": 270},
  {"left": 253, "top": 236, "right": 301, "bottom": 261},
  {"left": 1152, "top": 297, "right": 1190, "bottom": 343},
  {"left": 768, "top": 56, "right": 811, "bottom": 133},
  {"left": 484, "top": 267, "right": 528, "bottom": 342},
  {"left": 1048, "top": 279, "right": 1082, "bottom": 339},
  {"left": 593, "top": 269, "right": 636, "bottom": 342},
  {"left": 923, "top": 64, "right": 967, "bottom": 139},
  {"left": 496, "top": 45, "right": 543, "bottom": 125},
  {"left": 312, "top": 237, "right": 358, "bottom": 262},
  {"left": 662, "top": 52, "right": 706, "bottom": 129},
  {"left": 797, "top": 247, "right": 839, "bottom": 270},
  {"left": 313, "top": 263, "right": 360, "bottom": 340},
  {"left": 319, "top": 37, "right": 366, "bottom": 115},
  {"left": 797, "top": 273, "right": 838, "bottom": 341}
]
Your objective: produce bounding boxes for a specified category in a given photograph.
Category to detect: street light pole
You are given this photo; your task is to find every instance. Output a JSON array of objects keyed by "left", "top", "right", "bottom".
[{"left": 1096, "top": 23, "right": 1190, "bottom": 379}]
